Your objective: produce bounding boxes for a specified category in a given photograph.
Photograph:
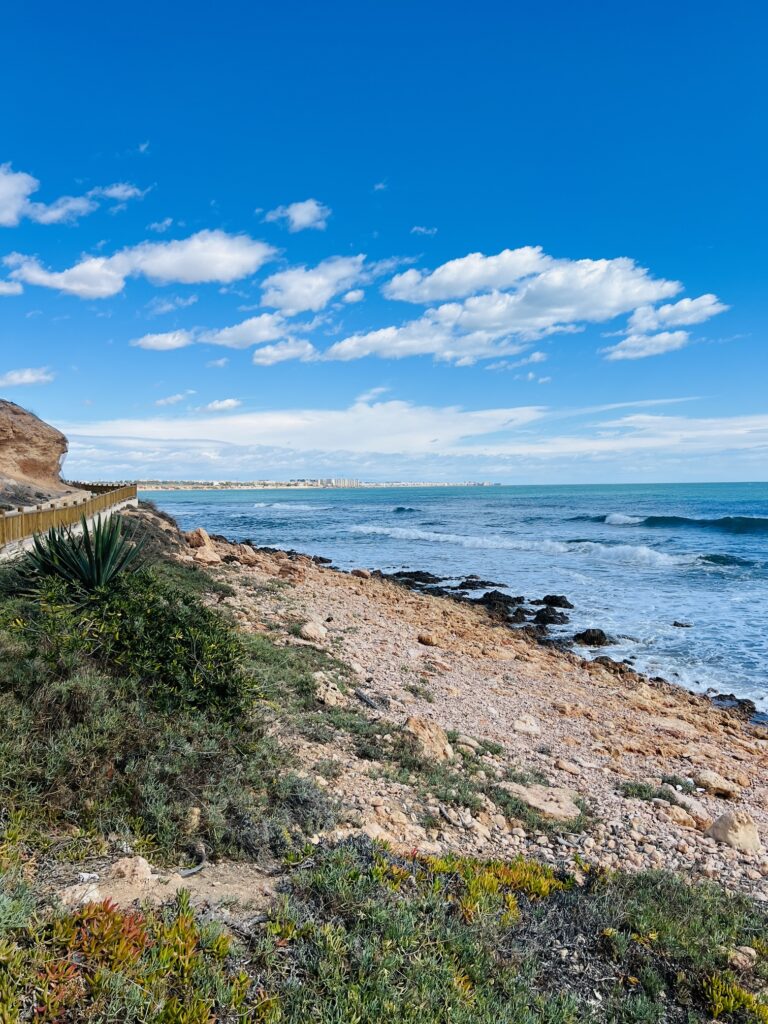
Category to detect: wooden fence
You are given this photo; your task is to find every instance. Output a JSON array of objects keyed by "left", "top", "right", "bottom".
[{"left": 0, "top": 484, "right": 138, "bottom": 549}]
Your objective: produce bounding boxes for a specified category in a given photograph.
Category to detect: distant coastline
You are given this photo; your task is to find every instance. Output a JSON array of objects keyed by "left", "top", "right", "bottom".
[{"left": 137, "top": 480, "right": 500, "bottom": 491}]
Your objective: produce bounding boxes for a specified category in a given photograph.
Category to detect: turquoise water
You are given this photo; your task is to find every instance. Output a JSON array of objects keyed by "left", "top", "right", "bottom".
[{"left": 143, "top": 483, "right": 768, "bottom": 710}]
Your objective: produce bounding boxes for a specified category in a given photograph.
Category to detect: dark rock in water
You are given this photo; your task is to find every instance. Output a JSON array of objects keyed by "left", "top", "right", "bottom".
[
  {"left": 390, "top": 569, "right": 444, "bottom": 586},
  {"left": 711, "top": 692, "right": 757, "bottom": 717},
  {"left": 508, "top": 607, "right": 530, "bottom": 624},
  {"left": 475, "top": 590, "right": 525, "bottom": 608},
  {"left": 517, "top": 623, "right": 549, "bottom": 640},
  {"left": 533, "top": 606, "right": 570, "bottom": 626},
  {"left": 422, "top": 585, "right": 454, "bottom": 598},
  {"left": 530, "top": 594, "right": 575, "bottom": 609},
  {"left": 672, "top": 620, "right": 692, "bottom": 628},
  {"left": 312, "top": 555, "right": 333, "bottom": 565},
  {"left": 573, "top": 628, "right": 613, "bottom": 647},
  {"left": 456, "top": 575, "right": 506, "bottom": 590}
]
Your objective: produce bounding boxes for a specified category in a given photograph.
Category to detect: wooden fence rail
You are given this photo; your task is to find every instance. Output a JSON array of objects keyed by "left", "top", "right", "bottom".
[{"left": 0, "top": 484, "right": 138, "bottom": 548}]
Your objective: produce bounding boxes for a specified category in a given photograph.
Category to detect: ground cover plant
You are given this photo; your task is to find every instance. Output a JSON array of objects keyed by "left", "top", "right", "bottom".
[{"left": 3, "top": 839, "right": 766, "bottom": 1022}]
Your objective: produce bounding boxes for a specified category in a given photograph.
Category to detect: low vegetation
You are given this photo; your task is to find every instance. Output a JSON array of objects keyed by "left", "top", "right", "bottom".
[
  {"left": 2, "top": 838, "right": 767, "bottom": 1022},
  {"left": 1, "top": 505, "right": 767, "bottom": 1021},
  {"left": 0, "top": 512, "right": 336, "bottom": 863}
]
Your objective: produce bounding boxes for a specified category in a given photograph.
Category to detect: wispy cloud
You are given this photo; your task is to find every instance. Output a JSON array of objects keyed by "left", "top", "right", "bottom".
[
  {"left": 0, "top": 366, "right": 54, "bottom": 386},
  {"left": 0, "top": 163, "right": 146, "bottom": 227},
  {"left": 155, "top": 389, "right": 196, "bottom": 406}
]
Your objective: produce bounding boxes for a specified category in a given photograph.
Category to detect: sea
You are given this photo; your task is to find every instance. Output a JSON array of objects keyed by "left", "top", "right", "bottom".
[{"left": 141, "top": 482, "right": 768, "bottom": 714}]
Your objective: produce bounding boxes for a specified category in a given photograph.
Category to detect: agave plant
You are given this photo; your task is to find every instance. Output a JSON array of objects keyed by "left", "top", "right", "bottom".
[{"left": 27, "top": 514, "right": 144, "bottom": 591}]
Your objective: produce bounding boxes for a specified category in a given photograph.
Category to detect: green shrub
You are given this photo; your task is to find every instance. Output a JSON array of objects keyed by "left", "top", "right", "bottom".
[
  {"left": 24, "top": 570, "right": 250, "bottom": 714},
  {"left": 26, "top": 514, "right": 144, "bottom": 592}
]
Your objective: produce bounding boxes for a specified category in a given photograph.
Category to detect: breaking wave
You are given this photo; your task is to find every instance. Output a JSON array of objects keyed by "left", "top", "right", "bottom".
[{"left": 571, "top": 513, "right": 768, "bottom": 534}]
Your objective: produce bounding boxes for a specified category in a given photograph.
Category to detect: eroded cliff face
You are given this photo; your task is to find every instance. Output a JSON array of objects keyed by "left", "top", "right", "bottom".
[{"left": 0, "top": 400, "right": 78, "bottom": 506}]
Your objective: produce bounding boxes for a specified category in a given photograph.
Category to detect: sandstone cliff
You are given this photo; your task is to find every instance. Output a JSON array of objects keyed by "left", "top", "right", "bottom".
[{"left": 0, "top": 400, "right": 84, "bottom": 507}]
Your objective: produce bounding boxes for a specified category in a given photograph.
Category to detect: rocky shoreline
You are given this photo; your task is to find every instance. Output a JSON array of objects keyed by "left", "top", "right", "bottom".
[{"left": 109, "top": 505, "right": 768, "bottom": 906}]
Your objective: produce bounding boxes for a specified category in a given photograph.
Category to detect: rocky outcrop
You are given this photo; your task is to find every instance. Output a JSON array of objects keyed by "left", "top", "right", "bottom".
[
  {"left": 0, "top": 400, "right": 81, "bottom": 506},
  {"left": 707, "top": 810, "right": 762, "bottom": 852},
  {"left": 404, "top": 717, "right": 454, "bottom": 761}
]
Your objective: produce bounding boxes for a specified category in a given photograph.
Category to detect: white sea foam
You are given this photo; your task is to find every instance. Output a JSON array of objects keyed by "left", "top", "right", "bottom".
[
  {"left": 350, "top": 525, "right": 683, "bottom": 567},
  {"left": 253, "top": 502, "right": 328, "bottom": 511},
  {"left": 605, "top": 513, "right": 644, "bottom": 525}
]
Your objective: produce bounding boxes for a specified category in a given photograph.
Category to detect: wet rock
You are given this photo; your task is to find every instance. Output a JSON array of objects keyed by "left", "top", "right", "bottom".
[
  {"left": 508, "top": 607, "right": 530, "bottom": 624},
  {"left": 532, "top": 595, "right": 575, "bottom": 609},
  {"left": 390, "top": 570, "right": 444, "bottom": 586},
  {"left": 533, "top": 606, "right": 570, "bottom": 626},
  {"left": 672, "top": 621, "right": 692, "bottom": 628},
  {"left": 573, "top": 628, "right": 613, "bottom": 647},
  {"left": 455, "top": 576, "right": 506, "bottom": 590}
]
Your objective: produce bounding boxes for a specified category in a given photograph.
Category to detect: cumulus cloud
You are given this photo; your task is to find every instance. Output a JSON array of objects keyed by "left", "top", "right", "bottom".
[
  {"left": 0, "top": 163, "right": 146, "bottom": 227},
  {"left": 261, "top": 255, "right": 366, "bottom": 314},
  {"left": 252, "top": 339, "right": 318, "bottom": 366},
  {"left": 130, "top": 330, "right": 194, "bottom": 351},
  {"left": 601, "top": 330, "right": 691, "bottom": 360},
  {"left": 7, "top": 230, "right": 276, "bottom": 298},
  {"left": 203, "top": 398, "right": 241, "bottom": 411},
  {"left": 0, "top": 366, "right": 54, "bottom": 386},
  {"left": 0, "top": 280, "right": 23, "bottom": 296},
  {"left": 342, "top": 289, "right": 364, "bottom": 303},
  {"left": 303, "top": 248, "right": 725, "bottom": 367},
  {"left": 264, "top": 198, "right": 331, "bottom": 232},
  {"left": 384, "top": 246, "right": 552, "bottom": 302},
  {"left": 627, "top": 294, "right": 729, "bottom": 333},
  {"left": 202, "top": 313, "right": 287, "bottom": 349}
]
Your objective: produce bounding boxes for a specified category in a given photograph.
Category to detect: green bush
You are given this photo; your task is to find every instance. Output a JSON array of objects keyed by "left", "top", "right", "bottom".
[
  {"left": 25, "top": 569, "right": 250, "bottom": 714},
  {"left": 26, "top": 514, "right": 144, "bottom": 592}
]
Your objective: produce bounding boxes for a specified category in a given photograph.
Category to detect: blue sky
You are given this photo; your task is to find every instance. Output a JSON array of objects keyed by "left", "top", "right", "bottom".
[{"left": 1, "top": 0, "right": 766, "bottom": 483}]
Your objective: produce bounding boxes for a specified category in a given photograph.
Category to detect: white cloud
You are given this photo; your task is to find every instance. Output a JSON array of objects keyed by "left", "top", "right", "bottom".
[
  {"left": 148, "top": 217, "right": 173, "bottom": 233},
  {"left": 63, "top": 398, "right": 545, "bottom": 456},
  {"left": 342, "top": 289, "right": 364, "bottom": 303},
  {"left": 601, "top": 330, "right": 690, "bottom": 361},
  {"left": 145, "top": 294, "right": 198, "bottom": 316},
  {"left": 0, "top": 280, "right": 23, "bottom": 296},
  {"left": 628, "top": 294, "right": 728, "bottom": 333},
  {"left": 0, "top": 163, "right": 146, "bottom": 227},
  {"left": 251, "top": 339, "right": 318, "bottom": 365},
  {"left": 206, "top": 357, "right": 229, "bottom": 368},
  {"left": 7, "top": 229, "right": 276, "bottom": 298},
  {"left": 0, "top": 164, "right": 40, "bottom": 225},
  {"left": 130, "top": 329, "right": 194, "bottom": 351},
  {"left": 411, "top": 225, "right": 437, "bottom": 236},
  {"left": 24, "top": 195, "right": 99, "bottom": 225},
  {"left": 264, "top": 198, "right": 331, "bottom": 232},
  {"left": 203, "top": 398, "right": 241, "bottom": 411},
  {"left": 384, "top": 246, "right": 552, "bottom": 302},
  {"left": 0, "top": 366, "right": 54, "bottom": 386},
  {"left": 155, "top": 390, "right": 196, "bottom": 406},
  {"left": 95, "top": 182, "right": 147, "bottom": 202},
  {"left": 202, "top": 313, "right": 287, "bottom": 349},
  {"left": 261, "top": 255, "right": 366, "bottom": 314}
]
